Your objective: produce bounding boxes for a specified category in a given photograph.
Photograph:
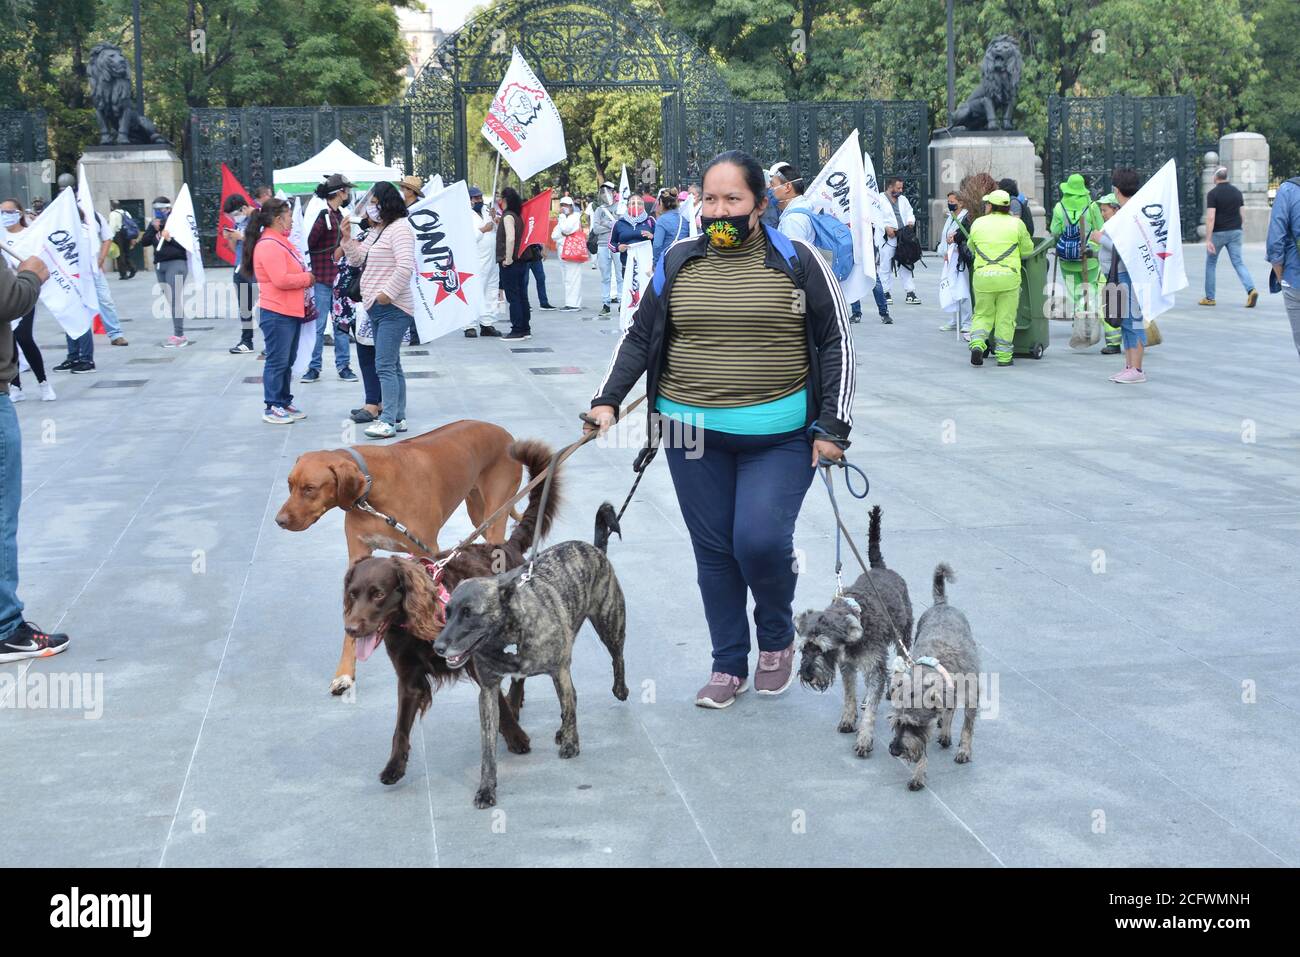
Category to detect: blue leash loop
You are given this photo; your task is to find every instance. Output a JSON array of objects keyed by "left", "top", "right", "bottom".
[{"left": 817, "top": 454, "right": 870, "bottom": 590}]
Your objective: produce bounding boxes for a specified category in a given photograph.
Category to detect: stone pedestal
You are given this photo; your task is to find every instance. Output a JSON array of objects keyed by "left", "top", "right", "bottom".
[
  {"left": 1198, "top": 150, "right": 1220, "bottom": 239},
  {"left": 928, "top": 131, "right": 1041, "bottom": 240},
  {"left": 80, "top": 145, "right": 183, "bottom": 269},
  {"left": 1218, "top": 132, "right": 1270, "bottom": 242}
]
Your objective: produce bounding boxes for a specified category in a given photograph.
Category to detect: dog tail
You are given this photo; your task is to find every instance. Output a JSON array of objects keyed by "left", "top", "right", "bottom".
[
  {"left": 932, "top": 563, "right": 955, "bottom": 605},
  {"left": 593, "top": 502, "right": 621, "bottom": 553},
  {"left": 868, "top": 505, "right": 885, "bottom": 569},
  {"left": 505, "top": 440, "right": 562, "bottom": 553}
]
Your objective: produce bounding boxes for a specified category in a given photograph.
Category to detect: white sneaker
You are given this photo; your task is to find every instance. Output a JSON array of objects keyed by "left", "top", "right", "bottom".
[
  {"left": 364, "top": 420, "right": 397, "bottom": 439},
  {"left": 262, "top": 406, "right": 294, "bottom": 425},
  {"left": 8, "top": 386, "right": 23, "bottom": 402},
  {"left": 396, "top": 419, "right": 408, "bottom": 433},
  {"left": 40, "top": 381, "right": 56, "bottom": 401}
]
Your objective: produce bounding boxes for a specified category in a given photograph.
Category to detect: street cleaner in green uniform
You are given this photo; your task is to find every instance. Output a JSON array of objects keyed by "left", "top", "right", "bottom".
[{"left": 968, "top": 188, "right": 1034, "bottom": 367}]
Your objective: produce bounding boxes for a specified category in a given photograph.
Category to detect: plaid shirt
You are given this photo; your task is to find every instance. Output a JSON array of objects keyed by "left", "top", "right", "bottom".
[{"left": 307, "top": 207, "right": 342, "bottom": 285}]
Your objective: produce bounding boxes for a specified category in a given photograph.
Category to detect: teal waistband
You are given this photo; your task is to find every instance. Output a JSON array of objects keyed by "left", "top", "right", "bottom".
[{"left": 655, "top": 389, "right": 809, "bottom": 435}]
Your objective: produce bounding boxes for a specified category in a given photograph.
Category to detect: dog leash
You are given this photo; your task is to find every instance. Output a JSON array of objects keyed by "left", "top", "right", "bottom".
[{"left": 340, "top": 446, "right": 437, "bottom": 555}]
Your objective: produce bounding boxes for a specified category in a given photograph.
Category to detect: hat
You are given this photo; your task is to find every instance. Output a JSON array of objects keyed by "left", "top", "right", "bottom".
[
  {"left": 678, "top": 190, "right": 689, "bottom": 202},
  {"left": 1059, "top": 173, "right": 1090, "bottom": 198},
  {"left": 322, "top": 173, "right": 354, "bottom": 193},
  {"left": 982, "top": 189, "right": 1011, "bottom": 206},
  {"left": 559, "top": 195, "right": 574, "bottom": 206},
  {"left": 601, "top": 180, "right": 616, "bottom": 191},
  {"left": 468, "top": 185, "right": 483, "bottom": 198},
  {"left": 398, "top": 174, "right": 424, "bottom": 198},
  {"left": 1097, "top": 192, "right": 1119, "bottom": 206}
]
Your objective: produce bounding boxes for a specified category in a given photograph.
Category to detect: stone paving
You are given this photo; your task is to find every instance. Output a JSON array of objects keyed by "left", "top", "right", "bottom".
[{"left": 1, "top": 244, "right": 1297, "bottom": 867}]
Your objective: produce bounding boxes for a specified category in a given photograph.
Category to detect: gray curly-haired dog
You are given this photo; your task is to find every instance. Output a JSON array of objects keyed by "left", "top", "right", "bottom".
[
  {"left": 796, "top": 506, "right": 913, "bottom": 758},
  {"left": 888, "top": 564, "right": 980, "bottom": 791},
  {"left": 433, "top": 504, "right": 628, "bottom": 808}
]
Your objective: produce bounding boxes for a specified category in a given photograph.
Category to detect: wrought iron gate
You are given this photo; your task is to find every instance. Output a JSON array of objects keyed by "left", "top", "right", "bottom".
[{"left": 1045, "top": 95, "right": 1199, "bottom": 240}]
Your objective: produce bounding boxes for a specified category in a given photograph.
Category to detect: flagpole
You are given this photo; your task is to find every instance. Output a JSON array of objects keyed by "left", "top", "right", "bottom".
[{"left": 489, "top": 153, "right": 502, "bottom": 203}]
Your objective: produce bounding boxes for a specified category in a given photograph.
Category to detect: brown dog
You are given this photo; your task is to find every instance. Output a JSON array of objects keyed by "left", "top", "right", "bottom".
[
  {"left": 341, "top": 439, "right": 560, "bottom": 785},
  {"left": 276, "top": 419, "right": 524, "bottom": 695}
]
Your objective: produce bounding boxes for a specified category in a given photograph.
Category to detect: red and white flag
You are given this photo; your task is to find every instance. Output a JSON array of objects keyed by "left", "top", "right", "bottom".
[
  {"left": 481, "top": 48, "right": 566, "bottom": 181},
  {"left": 1102, "top": 159, "right": 1187, "bottom": 321},
  {"left": 619, "top": 239, "right": 654, "bottom": 331},
  {"left": 216, "top": 163, "right": 254, "bottom": 264},
  {"left": 408, "top": 180, "right": 481, "bottom": 343},
  {"left": 517, "top": 189, "right": 552, "bottom": 255}
]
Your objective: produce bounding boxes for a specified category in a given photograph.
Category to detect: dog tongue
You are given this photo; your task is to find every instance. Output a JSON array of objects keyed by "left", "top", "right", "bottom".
[{"left": 355, "top": 632, "right": 382, "bottom": 663}]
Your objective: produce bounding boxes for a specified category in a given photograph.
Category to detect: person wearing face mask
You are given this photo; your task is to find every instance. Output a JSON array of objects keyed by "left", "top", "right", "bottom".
[
  {"left": 879, "top": 176, "right": 920, "bottom": 305},
  {"left": 223, "top": 193, "right": 259, "bottom": 354},
  {"left": 496, "top": 187, "right": 531, "bottom": 341},
  {"left": 245, "top": 198, "right": 313, "bottom": 424},
  {"left": 937, "top": 191, "right": 973, "bottom": 336},
  {"left": 140, "top": 195, "right": 191, "bottom": 347},
  {"left": 590, "top": 181, "right": 620, "bottom": 314},
  {"left": 551, "top": 195, "right": 584, "bottom": 311},
  {"left": 301, "top": 174, "right": 357, "bottom": 384},
  {"left": 768, "top": 162, "right": 815, "bottom": 247},
  {"left": 1, "top": 199, "right": 53, "bottom": 402},
  {"left": 464, "top": 185, "right": 502, "bottom": 338},
  {"left": 585, "top": 149, "right": 854, "bottom": 710},
  {"left": 651, "top": 187, "right": 687, "bottom": 269},
  {"left": 607, "top": 194, "right": 655, "bottom": 278}
]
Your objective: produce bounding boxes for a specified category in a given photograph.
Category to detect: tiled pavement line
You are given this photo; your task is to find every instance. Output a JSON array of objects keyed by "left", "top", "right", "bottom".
[{"left": 635, "top": 716, "right": 721, "bottom": 867}]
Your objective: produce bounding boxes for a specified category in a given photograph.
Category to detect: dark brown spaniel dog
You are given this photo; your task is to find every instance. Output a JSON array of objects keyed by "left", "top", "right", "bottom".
[{"left": 342, "top": 439, "right": 560, "bottom": 786}]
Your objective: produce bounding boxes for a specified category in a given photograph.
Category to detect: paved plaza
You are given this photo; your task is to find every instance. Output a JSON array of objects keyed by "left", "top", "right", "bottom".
[{"left": 2, "top": 247, "right": 1297, "bottom": 867}]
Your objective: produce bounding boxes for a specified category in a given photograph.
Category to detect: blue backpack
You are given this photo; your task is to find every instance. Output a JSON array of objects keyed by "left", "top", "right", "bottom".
[
  {"left": 1055, "top": 203, "right": 1083, "bottom": 261},
  {"left": 783, "top": 207, "right": 855, "bottom": 281},
  {"left": 120, "top": 210, "right": 140, "bottom": 241}
]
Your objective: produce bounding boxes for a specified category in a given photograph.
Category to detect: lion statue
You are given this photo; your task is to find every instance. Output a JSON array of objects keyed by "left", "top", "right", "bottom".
[
  {"left": 88, "top": 42, "right": 168, "bottom": 146},
  {"left": 947, "top": 35, "right": 1022, "bottom": 132}
]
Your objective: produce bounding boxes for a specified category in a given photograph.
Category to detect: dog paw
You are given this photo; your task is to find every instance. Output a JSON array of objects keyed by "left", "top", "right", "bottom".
[
  {"left": 473, "top": 787, "right": 497, "bottom": 809},
  {"left": 837, "top": 719, "right": 857, "bottom": 734},
  {"left": 613, "top": 681, "right": 629, "bottom": 701},
  {"left": 955, "top": 749, "right": 971, "bottom": 764},
  {"left": 379, "top": 762, "right": 407, "bottom": 786},
  {"left": 853, "top": 740, "right": 874, "bottom": 758},
  {"left": 555, "top": 728, "right": 563, "bottom": 745},
  {"left": 506, "top": 733, "right": 531, "bottom": 755},
  {"left": 908, "top": 778, "right": 926, "bottom": 791},
  {"left": 558, "top": 740, "right": 580, "bottom": 759},
  {"left": 329, "top": 674, "right": 355, "bottom": 696},
  {"left": 939, "top": 735, "right": 952, "bottom": 749}
]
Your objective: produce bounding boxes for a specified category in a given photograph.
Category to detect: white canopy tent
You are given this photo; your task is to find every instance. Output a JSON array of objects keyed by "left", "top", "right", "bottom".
[{"left": 272, "top": 139, "right": 404, "bottom": 195}]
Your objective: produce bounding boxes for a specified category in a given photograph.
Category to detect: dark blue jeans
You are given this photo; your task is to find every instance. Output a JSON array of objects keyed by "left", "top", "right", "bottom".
[
  {"left": 259, "top": 309, "right": 302, "bottom": 409},
  {"left": 356, "top": 342, "right": 380, "bottom": 406},
  {"left": 500, "top": 261, "right": 531, "bottom": 335},
  {"left": 663, "top": 425, "right": 816, "bottom": 678},
  {"left": 525, "top": 257, "right": 551, "bottom": 307},
  {"left": 0, "top": 395, "right": 22, "bottom": 640},
  {"left": 65, "top": 330, "right": 94, "bottom": 363}
]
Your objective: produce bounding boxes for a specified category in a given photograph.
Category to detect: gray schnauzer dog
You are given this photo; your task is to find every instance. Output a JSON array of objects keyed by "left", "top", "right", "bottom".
[
  {"left": 888, "top": 563, "right": 979, "bottom": 791},
  {"left": 796, "top": 506, "right": 913, "bottom": 758},
  {"left": 433, "top": 504, "right": 629, "bottom": 808}
]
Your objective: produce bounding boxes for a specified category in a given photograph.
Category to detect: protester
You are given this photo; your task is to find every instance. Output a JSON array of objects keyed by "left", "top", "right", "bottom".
[
  {"left": 585, "top": 149, "right": 854, "bottom": 709},
  {"left": 1266, "top": 174, "right": 1300, "bottom": 361},
  {"left": 937, "top": 190, "right": 973, "bottom": 337},
  {"left": 140, "top": 195, "right": 190, "bottom": 347},
  {"left": 609, "top": 194, "right": 655, "bottom": 277},
  {"left": 465, "top": 185, "right": 502, "bottom": 337},
  {"left": 1, "top": 199, "right": 53, "bottom": 401},
  {"left": 245, "top": 198, "right": 311, "bottom": 424},
  {"left": 999, "top": 177, "right": 1036, "bottom": 237},
  {"left": 591, "top": 181, "right": 621, "bottom": 314},
  {"left": 878, "top": 175, "right": 920, "bottom": 305},
  {"left": 768, "top": 162, "right": 815, "bottom": 246},
  {"left": 109, "top": 200, "right": 137, "bottom": 279},
  {"left": 1049, "top": 173, "right": 1103, "bottom": 330},
  {"left": 1106, "top": 168, "right": 1148, "bottom": 383},
  {"left": 0, "top": 245, "right": 68, "bottom": 663},
  {"left": 967, "top": 188, "right": 1033, "bottom": 367},
  {"left": 1201, "top": 166, "right": 1258, "bottom": 307},
  {"left": 301, "top": 174, "right": 356, "bottom": 383},
  {"left": 398, "top": 175, "right": 425, "bottom": 208},
  {"left": 551, "top": 195, "right": 584, "bottom": 311},
  {"left": 254, "top": 185, "right": 273, "bottom": 205},
  {"left": 222, "top": 193, "right": 258, "bottom": 354},
  {"left": 523, "top": 193, "right": 554, "bottom": 311},
  {"left": 651, "top": 186, "right": 688, "bottom": 268},
  {"left": 496, "top": 187, "right": 532, "bottom": 341},
  {"left": 341, "top": 181, "right": 416, "bottom": 438}
]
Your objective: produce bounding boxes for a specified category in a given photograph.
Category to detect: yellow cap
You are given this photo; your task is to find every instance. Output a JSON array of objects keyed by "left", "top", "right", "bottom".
[{"left": 982, "top": 189, "right": 1011, "bottom": 206}]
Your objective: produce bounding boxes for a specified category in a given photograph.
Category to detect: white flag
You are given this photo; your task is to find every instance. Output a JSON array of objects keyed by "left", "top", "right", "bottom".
[
  {"left": 481, "top": 48, "right": 566, "bottom": 181},
  {"left": 682, "top": 194, "right": 699, "bottom": 237},
  {"left": 862, "top": 149, "right": 890, "bottom": 246},
  {"left": 11, "top": 187, "right": 99, "bottom": 338},
  {"left": 1101, "top": 159, "right": 1187, "bottom": 322},
  {"left": 408, "top": 180, "right": 483, "bottom": 343},
  {"left": 619, "top": 240, "right": 654, "bottom": 331},
  {"left": 166, "top": 183, "right": 206, "bottom": 290},
  {"left": 617, "top": 165, "right": 630, "bottom": 216},
  {"left": 805, "top": 129, "right": 875, "bottom": 301},
  {"left": 76, "top": 163, "right": 106, "bottom": 276}
]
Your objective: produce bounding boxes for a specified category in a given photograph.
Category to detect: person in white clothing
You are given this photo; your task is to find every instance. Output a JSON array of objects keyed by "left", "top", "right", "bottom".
[
  {"left": 769, "top": 162, "right": 818, "bottom": 246},
  {"left": 552, "top": 195, "right": 583, "bottom": 311},
  {"left": 937, "top": 190, "right": 972, "bottom": 336},
  {"left": 879, "top": 175, "right": 920, "bottom": 304},
  {"left": 465, "top": 185, "right": 501, "bottom": 337}
]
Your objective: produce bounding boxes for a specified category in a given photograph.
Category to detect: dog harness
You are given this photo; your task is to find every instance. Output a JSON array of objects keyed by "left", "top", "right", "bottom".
[
  {"left": 412, "top": 556, "right": 452, "bottom": 627},
  {"left": 891, "top": 654, "right": 955, "bottom": 691}
]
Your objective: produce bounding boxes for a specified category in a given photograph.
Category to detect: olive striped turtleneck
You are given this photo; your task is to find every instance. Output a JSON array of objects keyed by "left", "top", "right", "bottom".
[{"left": 657, "top": 227, "right": 808, "bottom": 407}]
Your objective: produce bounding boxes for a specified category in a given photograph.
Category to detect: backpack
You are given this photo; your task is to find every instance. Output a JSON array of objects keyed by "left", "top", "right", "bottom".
[
  {"left": 893, "top": 224, "right": 923, "bottom": 272},
  {"left": 120, "top": 210, "right": 140, "bottom": 241},
  {"left": 784, "top": 207, "right": 854, "bottom": 280},
  {"left": 1055, "top": 203, "right": 1083, "bottom": 261}
]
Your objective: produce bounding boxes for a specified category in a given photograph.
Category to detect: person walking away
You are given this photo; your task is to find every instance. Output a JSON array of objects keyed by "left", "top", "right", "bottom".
[
  {"left": 0, "top": 200, "right": 53, "bottom": 401},
  {"left": 0, "top": 245, "right": 70, "bottom": 663},
  {"left": 1266, "top": 173, "right": 1300, "bottom": 362},
  {"left": 651, "top": 186, "right": 688, "bottom": 269},
  {"left": 246, "top": 198, "right": 312, "bottom": 424},
  {"left": 937, "top": 191, "right": 973, "bottom": 336},
  {"left": 879, "top": 176, "right": 921, "bottom": 305},
  {"left": 585, "top": 149, "right": 854, "bottom": 708},
  {"left": 967, "top": 188, "right": 1033, "bottom": 367},
  {"left": 591, "top": 181, "right": 620, "bottom": 314},
  {"left": 551, "top": 195, "right": 584, "bottom": 311},
  {"left": 1049, "top": 173, "right": 1104, "bottom": 336},
  {"left": 1105, "top": 168, "right": 1149, "bottom": 383},
  {"left": 109, "top": 201, "right": 137, "bottom": 279},
  {"left": 1201, "top": 166, "right": 1258, "bottom": 308},
  {"left": 302, "top": 174, "right": 356, "bottom": 383},
  {"left": 465, "top": 186, "right": 502, "bottom": 337},
  {"left": 609, "top": 194, "right": 655, "bottom": 286},
  {"left": 222, "top": 193, "right": 258, "bottom": 353},
  {"left": 1000, "top": 177, "right": 1036, "bottom": 237},
  {"left": 140, "top": 196, "right": 190, "bottom": 347},
  {"left": 340, "top": 181, "right": 416, "bottom": 439},
  {"left": 496, "top": 187, "right": 532, "bottom": 342}
]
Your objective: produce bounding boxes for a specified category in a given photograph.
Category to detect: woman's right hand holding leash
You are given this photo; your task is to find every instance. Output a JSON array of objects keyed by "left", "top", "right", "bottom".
[{"left": 583, "top": 405, "right": 617, "bottom": 435}]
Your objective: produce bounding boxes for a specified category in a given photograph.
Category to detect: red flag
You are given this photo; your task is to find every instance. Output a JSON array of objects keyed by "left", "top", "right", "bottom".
[
  {"left": 216, "top": 163, "right": 255, "bottom": 265},
  {"left": 517, "top": 189, "right": 552, "bottom": 256}
]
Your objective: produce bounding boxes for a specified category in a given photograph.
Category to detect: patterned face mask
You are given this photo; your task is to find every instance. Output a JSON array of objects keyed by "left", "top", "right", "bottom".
[{"left": 701, "top": 212, "right": 753, "bottom": 249}]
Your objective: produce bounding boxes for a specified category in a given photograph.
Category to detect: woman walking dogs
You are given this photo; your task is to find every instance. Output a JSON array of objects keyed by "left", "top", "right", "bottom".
[{"left": 585, "top": 150, "right": 855, "bottom": 709}]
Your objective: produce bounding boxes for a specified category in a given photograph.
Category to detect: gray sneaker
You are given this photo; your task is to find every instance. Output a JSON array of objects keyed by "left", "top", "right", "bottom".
[
  {"left": 754, "top": 645, "right": 796, "bottom": 695},
  {"left": 695, "top": 671, "right": 749, "bottom": 709}
]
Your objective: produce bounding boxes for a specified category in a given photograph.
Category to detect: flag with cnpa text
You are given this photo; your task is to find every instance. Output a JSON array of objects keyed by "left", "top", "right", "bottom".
[
  {"left": 1101, "top": 159, "right": 1187, "bottom": 322},
  {"left": 619, "top": 239, "right": 653, "bottom": 331},
  {"left": 408, "top": 179, "right": 481, "bottom": 343},
  {"left": 11, "top": 186, "right": 98, "bottom": 337},
  {"left": 804, "top": 129, "right": 875, "bottom": 301}
]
